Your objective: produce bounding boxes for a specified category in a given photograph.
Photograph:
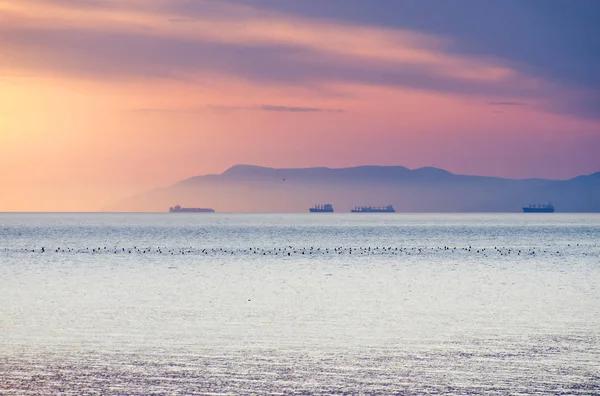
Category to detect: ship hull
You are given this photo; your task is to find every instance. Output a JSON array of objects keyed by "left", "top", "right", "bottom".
[
  {"left": 351, "top": 205, "right": 395, "bottom": 213},
  {"left": 170, "top": 208, "right": 214, "bottom": 213},
  {"left": 309, "top": 204, "right": 334, "bottom": 213},
  {"left": 522, "top": 208, "right": 554, "bottom": 213},
  {"left": 351, "top": 210, "right": 395, "bottom": 213}
]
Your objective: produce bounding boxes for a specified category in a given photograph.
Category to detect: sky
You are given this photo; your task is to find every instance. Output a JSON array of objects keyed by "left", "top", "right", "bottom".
[{"left": 0, "top": 0, "right": 599, "bottom": 211}]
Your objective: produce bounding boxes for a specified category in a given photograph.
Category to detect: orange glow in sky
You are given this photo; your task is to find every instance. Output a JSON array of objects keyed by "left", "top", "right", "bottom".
[{"left": 0, "top": 0, "right": 598, "bottom": 211}]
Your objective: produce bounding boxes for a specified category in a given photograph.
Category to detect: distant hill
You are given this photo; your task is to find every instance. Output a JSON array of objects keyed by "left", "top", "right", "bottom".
[{"left": 106, "top": 165, "right": 600, "bottom": 212}]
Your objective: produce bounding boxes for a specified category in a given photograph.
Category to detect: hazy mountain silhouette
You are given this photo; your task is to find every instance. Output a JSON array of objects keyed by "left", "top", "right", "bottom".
[{"left": 107, "top": 165, "right": 600, "bottom": 212}]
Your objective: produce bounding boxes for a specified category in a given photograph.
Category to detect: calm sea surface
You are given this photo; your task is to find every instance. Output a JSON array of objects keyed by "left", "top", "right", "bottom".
[{"left": 1, "top": 213, "right": 599, "bottom": 395}]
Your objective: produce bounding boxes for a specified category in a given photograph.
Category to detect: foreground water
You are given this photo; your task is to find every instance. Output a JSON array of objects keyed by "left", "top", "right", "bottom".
[{"left": 1, "top": 213, "right": 599, "bottom": 394}]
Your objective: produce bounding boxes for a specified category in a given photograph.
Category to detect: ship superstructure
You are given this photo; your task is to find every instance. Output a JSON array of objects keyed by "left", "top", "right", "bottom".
[
  {"left": 309, "top": 204, "right": 334, "bottom": 213},
  {"left": 522, "top": 203, "right": 554, "bottom": 213},
  {"left": 169, "top": 205, "right": 215, "bottom": 213},
  {"left": 351, "top": 205, "right": 395, "bottom": 213}
]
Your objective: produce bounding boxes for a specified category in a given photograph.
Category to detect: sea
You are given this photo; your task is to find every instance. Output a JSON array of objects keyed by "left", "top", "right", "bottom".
[{"left": 1, "top": 213, "right": 599, "bottom": 395}]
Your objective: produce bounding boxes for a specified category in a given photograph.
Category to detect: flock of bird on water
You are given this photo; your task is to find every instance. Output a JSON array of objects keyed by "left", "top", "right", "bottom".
[{"left": 10, "top": 243, "right": 596, "bottom": 258}]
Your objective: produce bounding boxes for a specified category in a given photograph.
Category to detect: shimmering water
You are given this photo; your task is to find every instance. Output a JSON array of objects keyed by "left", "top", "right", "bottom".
[{"left": 1, "top": 213, "right": 599, "bottom": 394}]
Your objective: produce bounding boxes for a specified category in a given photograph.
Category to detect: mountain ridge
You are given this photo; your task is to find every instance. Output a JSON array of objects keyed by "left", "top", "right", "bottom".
[
  {"left": 179, "top": 164, "right": 582, "bottom": 183},
  {"left": 108, "top": 165, "right": 600, "bottom": 213}
]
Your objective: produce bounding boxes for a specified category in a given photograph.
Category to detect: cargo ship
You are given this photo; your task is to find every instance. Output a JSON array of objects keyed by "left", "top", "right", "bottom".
[
  {"left": 309, "top": 204, "right": 334, "bottom": 213},
  {"left": 351, "top": 205, "right": 395, "bottom": 213},
  {"left": 522, "top": 203, "right": 554, "bottom": 213},
  {"left": 169, "top": 205, "right": 214, "bottom": 213}
]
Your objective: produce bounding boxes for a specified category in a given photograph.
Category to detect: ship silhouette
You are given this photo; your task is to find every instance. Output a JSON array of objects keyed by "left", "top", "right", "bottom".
[
  {"left": 351, "top": 205, "right": 395, "bottom": 213},
  {"left": 309, "top": 204, "right": 334, "bottom": 213},
  {"left": 169, "top": 205, "right": 215, "bottom": 213},
  {"left": 522, "top": 203, "right": 554, "bottom": 213}
]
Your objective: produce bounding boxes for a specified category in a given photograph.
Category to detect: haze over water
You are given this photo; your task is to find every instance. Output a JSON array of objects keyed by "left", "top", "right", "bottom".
[{"left": 1, "top": 213, "right": 599, "bottom": 394}]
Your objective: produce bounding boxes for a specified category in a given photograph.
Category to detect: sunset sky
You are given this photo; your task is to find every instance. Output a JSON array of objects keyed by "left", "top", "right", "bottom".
[{"left": 1, "top": 0, "right": 599, "bottom": 211}]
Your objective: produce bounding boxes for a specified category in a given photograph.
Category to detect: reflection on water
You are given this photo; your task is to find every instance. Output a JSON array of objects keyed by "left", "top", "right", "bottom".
[{"left": 1, "top": 214, "right": 599, "bottom": 394}]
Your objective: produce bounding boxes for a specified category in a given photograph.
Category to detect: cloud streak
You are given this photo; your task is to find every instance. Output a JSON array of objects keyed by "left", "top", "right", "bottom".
[
  {"left": 0, "top": 24, "right": 539, "bottom": 98},
  {"left": 260, "top": 105, "right": 344, "bottom": 113},
  {"left": 488, "top": 101, "right": 527, "bottom": 106},
  {"left": 0, "top": 0, "right": 598, "bottom": 119},
  {"left": 133, "top": 105, "right": 345, "bottom": 114}
]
